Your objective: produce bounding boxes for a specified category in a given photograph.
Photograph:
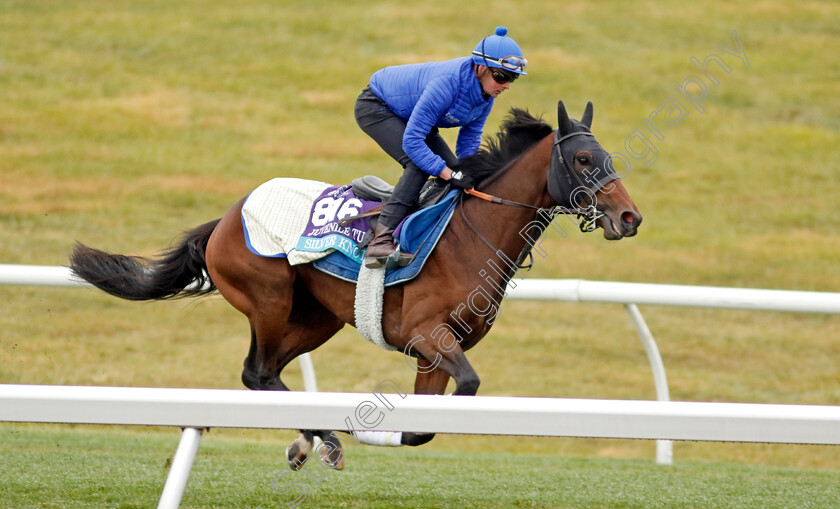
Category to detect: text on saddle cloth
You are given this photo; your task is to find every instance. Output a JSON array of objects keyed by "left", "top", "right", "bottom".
[{"left": 295, "top": 184, "right": 380, "bottom": 264}]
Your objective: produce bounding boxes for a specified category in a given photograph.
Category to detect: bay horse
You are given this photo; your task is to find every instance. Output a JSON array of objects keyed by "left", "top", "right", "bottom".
[{"left": 69, "top": 101, "right": 642, "bottom": 470}]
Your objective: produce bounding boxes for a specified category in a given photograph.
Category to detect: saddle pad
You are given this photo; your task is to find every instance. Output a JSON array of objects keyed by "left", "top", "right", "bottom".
[
  {"left": 241, "top": 178, "right": 379, "bottom": 266},
  {"left": 241, "top": 177, "right": 460, "bottom": 280},
  {"left": 312, "top": 190, "right": 460, "bottom": 286}
]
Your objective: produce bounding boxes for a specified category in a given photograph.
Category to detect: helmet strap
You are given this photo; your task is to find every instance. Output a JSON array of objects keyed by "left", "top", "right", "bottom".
[{"left": 481, "top": 37, "right": 490, "bottom": 68}]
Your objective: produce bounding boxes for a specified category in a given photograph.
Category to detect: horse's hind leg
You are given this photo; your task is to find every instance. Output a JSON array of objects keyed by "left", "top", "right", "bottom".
[
  {"left": 241, "top": 320, "right": 290, "bottom": 392},
  {"left": 207, "top": 201, "right": 346, "bottom": 468},
  {"left": 279, "top": 315, "right": 346, "bottom": 471},
  {"left": 242, "top": 314, "right": 345, "bottom": 470},
  {"left": 241, "top": 288, "right": 345, "bottom": 471}
]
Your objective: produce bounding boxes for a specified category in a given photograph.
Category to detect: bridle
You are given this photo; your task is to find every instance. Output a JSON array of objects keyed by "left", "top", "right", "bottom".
[
  {"left": 546, "top": 130, "right": 611, "bottom": 232},
  {"left": 460, "top": 128, "right": 617, "bottom": 268}
]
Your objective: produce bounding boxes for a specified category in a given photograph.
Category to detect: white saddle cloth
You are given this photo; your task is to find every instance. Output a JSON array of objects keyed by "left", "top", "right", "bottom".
[{"left": 241, "top": 177, "right": 332, "bottom": 266}]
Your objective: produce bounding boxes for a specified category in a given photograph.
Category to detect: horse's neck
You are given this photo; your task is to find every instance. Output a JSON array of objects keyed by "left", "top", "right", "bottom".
[
  {"left": 485, "top": 134, "right": 554, "bottom": 205},
  {"left": 462, "top": 135, "right": 554, "bottom": 262}
]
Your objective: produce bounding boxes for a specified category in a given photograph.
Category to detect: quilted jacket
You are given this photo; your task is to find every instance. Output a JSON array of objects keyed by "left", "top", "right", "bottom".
[{"left": 369, "top": 57, "right": 493, "bottom": 176}]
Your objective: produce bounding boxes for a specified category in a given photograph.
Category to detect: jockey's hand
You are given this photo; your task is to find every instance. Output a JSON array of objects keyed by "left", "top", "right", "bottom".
[{"left": 447, "top": 170, "right": 475, "bottom": 190}]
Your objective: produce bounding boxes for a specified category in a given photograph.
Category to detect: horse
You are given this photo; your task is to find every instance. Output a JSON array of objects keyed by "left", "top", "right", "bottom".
[{"left": 69, "top": 101, "right": 642, "bottom": 470}]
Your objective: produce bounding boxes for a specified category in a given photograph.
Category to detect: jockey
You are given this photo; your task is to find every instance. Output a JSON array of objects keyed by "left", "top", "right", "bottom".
[{"left": 355, "top": 26, "right": 528, "bottom": 268}]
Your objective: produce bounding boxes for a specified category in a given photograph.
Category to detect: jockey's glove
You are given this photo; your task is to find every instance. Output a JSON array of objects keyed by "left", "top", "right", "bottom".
[{"left": 448, "top": 170, "right": 475, "bottom": 190}]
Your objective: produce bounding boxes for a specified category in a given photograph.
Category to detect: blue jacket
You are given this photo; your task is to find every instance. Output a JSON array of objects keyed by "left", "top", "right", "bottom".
[{"left": 369, "top": 57, "right": 493, "bottom": 176}]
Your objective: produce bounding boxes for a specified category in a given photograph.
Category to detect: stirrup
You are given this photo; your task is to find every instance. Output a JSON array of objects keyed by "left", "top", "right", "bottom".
[
  {"left": 394, "top": 248, "right": 414, "bottom": 267},
  {"left": 364, "top": 253, "right": 391, "bottom": 269},
  {"left": 384, "top": 247, "right": 414, "bottom": 268},
  {"left": 364, "top": 248, "right": 413, "bottom": 269}
]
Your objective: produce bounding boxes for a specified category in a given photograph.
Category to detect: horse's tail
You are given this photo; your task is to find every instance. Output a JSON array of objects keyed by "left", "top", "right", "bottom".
[{"left": 69, "top": 219, "right": 220, "bottom": 301}]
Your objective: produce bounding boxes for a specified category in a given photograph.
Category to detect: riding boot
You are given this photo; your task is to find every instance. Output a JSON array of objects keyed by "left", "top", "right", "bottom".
[{"left": 364, "top": 223, "right": 397, "bottom": 269}]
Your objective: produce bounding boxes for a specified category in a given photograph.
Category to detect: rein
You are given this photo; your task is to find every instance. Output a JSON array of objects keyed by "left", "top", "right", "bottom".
[
  {"left": 464, "top": 188, "right": 598, "bottom": 231},
  {"left": 457, "top": 192, "right": 536, "bottom": 270}
]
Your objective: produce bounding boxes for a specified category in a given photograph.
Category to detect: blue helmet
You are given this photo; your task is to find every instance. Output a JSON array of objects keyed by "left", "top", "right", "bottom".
[{"left": 471, "top": 26, "right": 528, "bottom": 75}]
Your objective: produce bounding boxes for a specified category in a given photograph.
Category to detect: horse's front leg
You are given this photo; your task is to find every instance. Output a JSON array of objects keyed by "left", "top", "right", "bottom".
[
  {"left": 397, "top": 359, "right": 453, "bottom": 446},
  {"left": 406, "top": 334, "right": 480, "bottom": 396}
]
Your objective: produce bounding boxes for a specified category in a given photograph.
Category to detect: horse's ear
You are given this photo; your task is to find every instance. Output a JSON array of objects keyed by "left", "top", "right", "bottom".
[
  {"left": 581, "top": 101, "right": 594, "bottom": 129},
  {"left": 557, "top": 101, "right": 572, "bottom": 135}
]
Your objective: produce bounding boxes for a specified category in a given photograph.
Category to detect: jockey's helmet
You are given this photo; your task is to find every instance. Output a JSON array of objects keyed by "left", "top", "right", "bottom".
[{"left": 471, "top": 26, "right": 528, "bottom": 76}]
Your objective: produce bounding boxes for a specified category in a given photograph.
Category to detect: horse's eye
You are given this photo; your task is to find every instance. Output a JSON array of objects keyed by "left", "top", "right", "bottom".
[{"left": 577, "top": 157, "right": 590, "bottom": 165}]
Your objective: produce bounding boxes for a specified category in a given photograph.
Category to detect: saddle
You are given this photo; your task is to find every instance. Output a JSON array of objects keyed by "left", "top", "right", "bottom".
[
  {"left": 351, "top": 175, "right": 453, "bottom": 211},
  {"left": 312, "top": 188, "right": 461, "bottom": 286},
  {"left": 347, "top": 176, "right": 453, "bottom": 264}
]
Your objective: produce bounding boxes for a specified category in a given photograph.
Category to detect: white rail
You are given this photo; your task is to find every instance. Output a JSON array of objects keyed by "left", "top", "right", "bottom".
[
  {"left": 4, "top": 384, "right": 837, "bottom": 507},
  {"left": 0, "top": 264, "right": 85, "bottom": 287},
  {"left": 505, "top": 277, "right": 840, "bottom": 464},
  {"left": 2, "top": 384, "right": 839, "bottom": 444},
  {"left": 505, "top": 278, "right": 840, "bottom": 314},
  {"left": 3, "top": 264, "right": 838, "bottom": 314}
]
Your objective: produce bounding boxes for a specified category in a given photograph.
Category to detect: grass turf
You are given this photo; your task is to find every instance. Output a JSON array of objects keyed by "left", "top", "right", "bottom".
[{"left": 1, "top": 424, "right": 838, "bottom": 509}]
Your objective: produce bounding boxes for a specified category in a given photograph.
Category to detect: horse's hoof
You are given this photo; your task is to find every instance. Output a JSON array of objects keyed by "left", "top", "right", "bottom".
[
  {"left": 400, "top": 432, "right": 436, "bottom": 446},
  {"left": 318, "top": 443, "right": 345, "bottom": 470},
  {"left": 285, "top": 443, "right": 308, "bottom": 471}
]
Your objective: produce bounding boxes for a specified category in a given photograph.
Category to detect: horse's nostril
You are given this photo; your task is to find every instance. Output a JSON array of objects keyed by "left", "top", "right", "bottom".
[{"left": 621, "top": 211, "right": 637, "bottom": 225}]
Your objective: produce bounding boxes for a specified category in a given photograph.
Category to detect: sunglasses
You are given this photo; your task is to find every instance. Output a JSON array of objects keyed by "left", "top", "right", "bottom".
[{"left": 490, "top": 69, "right": 518, "bottom": 84}]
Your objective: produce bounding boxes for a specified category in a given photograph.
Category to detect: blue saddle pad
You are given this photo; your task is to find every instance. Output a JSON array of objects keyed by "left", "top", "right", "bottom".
[{"left": 312, "top": 190, "right": 460, "bottom": 286}]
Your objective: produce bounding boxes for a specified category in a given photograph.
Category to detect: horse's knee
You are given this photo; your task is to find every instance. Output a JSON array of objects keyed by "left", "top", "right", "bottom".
[
  {"left": 400, "top": 432, "right": 436, "bottom": 447},
  {"left": 454, "top": 373, "right": 480, "bottom": 396},
  {"left": 241, "top": 366, "right": 288, "bottom": 391},
  {"left": 241, "top": 368, "right": 260, "bottom": 390}
]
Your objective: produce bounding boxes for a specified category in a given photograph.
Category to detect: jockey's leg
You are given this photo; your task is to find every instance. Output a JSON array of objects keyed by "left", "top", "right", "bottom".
[{"left": 364, "top": 163, "right": 428, "bottom": 268}]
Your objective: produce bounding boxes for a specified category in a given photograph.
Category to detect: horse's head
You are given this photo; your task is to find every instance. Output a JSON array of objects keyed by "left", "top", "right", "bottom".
[{"left": 550, "top": 101, "right": 642, "bottom": 240}]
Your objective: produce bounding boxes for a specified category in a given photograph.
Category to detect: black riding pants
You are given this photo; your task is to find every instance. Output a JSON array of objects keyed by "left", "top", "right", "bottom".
[{"left": 354, "top": 87, "right": 458, "bottom": 229}]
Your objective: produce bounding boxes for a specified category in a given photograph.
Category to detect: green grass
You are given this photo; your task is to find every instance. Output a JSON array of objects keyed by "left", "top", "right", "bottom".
[
  {"left": 1, "top": 424, "right": 838, "bottom": 509},
  {"left": 1, "top": 0, "right": 840, "bottom": 505}
]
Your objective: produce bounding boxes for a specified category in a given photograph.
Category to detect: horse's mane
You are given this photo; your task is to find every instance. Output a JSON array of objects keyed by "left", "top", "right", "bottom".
[{"left": 457, "top": 108, "right": 553, "bottom": 182}]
